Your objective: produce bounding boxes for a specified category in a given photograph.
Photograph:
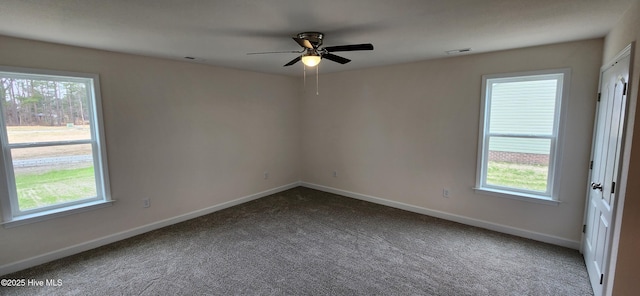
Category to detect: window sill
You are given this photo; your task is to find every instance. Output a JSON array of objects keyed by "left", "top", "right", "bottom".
[
  {"left": 473, "top": 187, "right": 560, "bottom": 206},
  {"left": 2, "top": 200, "right": 115, "bottom": 228}
]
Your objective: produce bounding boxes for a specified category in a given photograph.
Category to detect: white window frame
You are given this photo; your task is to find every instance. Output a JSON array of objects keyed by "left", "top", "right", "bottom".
[
  {"left": 475, "top": 69, "right": 570, "bottom": 205},
  {"left": 0, "top": 66, "right": 112, "bottom": 227}
]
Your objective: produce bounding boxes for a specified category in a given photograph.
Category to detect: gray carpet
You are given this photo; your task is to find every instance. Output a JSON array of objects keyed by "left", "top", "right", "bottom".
[{"left": 2, "top": 187, "right": 592, "bottom": 296}]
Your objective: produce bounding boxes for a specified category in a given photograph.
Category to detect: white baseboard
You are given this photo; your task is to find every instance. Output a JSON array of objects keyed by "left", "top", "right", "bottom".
[
  {"left": 1, "top": 181, "right": 580, "bottom": 276},
  {"left": 0, "top": 182, "right": 301, "bottom": 276},
  {"left": 301, "top": 182, "right": 580, "bottom": 250}
]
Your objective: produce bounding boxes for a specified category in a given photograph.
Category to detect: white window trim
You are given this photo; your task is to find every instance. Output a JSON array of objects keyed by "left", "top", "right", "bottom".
[
  {"left": 0, "top": 66, "right": 112, "bottom": 227},
  {"left": 474, "top": 68, "right": 570, "bottom": 205}
]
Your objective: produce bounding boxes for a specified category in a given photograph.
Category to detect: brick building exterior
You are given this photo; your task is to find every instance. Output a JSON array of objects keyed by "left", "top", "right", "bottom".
[{"left": 488, "top": 151, "right": 549, "bottom": 166}]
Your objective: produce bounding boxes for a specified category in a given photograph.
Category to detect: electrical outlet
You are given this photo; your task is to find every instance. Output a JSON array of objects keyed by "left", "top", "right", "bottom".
[
  {"left": 264, "top": 172, "right": 269, "bottom": 179},
  {"left": 333, "top": 171, "right": 337, "bottom": 177},
  {"left": 143, "top": 198, "right": 151, "bottom": 208},
  {"left": 442, "top": 189, "right": 450, "bottom": 198}
]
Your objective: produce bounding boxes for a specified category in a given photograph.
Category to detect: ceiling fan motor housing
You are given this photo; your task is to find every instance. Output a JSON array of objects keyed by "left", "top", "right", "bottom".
[{"left": 298, "top": 32, "right": 324, "bottom": 48}]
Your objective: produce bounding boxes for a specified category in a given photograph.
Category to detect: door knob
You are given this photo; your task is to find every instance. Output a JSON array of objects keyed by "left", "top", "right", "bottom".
[{"left": 591, "top": 182, "right": 603, "bottom": 191}]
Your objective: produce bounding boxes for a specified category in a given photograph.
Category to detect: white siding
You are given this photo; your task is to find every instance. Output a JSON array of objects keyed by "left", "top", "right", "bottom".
[
  {"left": 487, "top": 75, "right": 561, "bottom": 154},
  {"left": 489, "top": 137, "right": 550, "bottom": 154}
]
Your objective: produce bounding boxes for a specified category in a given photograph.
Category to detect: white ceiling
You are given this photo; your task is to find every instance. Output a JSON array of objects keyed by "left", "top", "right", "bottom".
[{"left": 0, "top": 0, "right": 633, "bottom": 76}]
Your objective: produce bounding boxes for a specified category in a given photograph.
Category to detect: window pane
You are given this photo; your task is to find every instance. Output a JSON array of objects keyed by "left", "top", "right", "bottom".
[
  {"left": 487, "top": 137, "right": 550, "bottom": 192},
  {"left": 0, "top": 67, "right": 109, "bottom": 222},
  {"left": 0, "top": 78, "right": 92, "bottom": 143},
  {"left": 488, "top": 78, "right": 558, "bottom": 135},
  {"left": 11, "top": 144, "right": 97, "bottom": 211}
]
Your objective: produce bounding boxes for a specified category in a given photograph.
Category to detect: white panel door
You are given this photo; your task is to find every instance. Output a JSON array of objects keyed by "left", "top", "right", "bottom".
[{"left": 583, "top": 51, "right": 630, "bottom": 296}]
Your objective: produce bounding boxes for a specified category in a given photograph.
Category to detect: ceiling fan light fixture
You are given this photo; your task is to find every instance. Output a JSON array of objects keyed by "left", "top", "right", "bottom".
[{"left": 302, "top": 54, "right": 321, "bottom": 67}]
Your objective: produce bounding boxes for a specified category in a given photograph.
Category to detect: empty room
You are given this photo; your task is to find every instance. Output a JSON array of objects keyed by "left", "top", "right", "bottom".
[{"left": 1, "top": 1, "right": 640, "bottom": 295}]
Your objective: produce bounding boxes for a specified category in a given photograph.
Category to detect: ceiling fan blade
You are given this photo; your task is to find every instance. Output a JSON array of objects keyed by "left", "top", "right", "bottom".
[
  {"left": 324, "top": 43, "right": 374, "bottom": 52},
  {"left": 322, "top": 53, "right": 351, "bottom": 64},
  {"left": 247, "top": 50, "right": 302, "bottom": 55},
  {"left": 293, "top": 37, "right": 313, "bottom": 49},
  {"left": 283, "top": 56, "right": 302, "bottom": 67}
]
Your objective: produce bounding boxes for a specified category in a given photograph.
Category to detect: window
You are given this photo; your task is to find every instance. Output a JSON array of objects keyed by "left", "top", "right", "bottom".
[
  {"left": 0, "top": 66, "right": 111, "bottom": 227},
  {"left": 476, "top": 69, "right": 569, "bottom": 203}
]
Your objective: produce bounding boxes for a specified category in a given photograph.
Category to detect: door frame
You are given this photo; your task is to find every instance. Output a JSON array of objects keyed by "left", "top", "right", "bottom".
[{"left": 581, "top": 42, "right": 634, "bottom": 296}]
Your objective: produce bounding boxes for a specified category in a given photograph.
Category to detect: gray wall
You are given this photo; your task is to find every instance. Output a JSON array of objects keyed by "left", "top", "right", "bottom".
[
  {"left": 0, "top": 35, "right": 301, "bottom": 268},
  {"left": 301, "top": 39, "right": 602, "bottom": 244}
]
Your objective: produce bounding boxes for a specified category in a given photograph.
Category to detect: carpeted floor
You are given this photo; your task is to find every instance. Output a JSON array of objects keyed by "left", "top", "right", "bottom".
[{"left": 1, "top": 187, "right": 593, "bottom": 296}]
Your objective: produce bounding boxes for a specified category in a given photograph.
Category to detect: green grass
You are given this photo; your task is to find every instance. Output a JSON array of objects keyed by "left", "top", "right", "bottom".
[
  {"left": 12, "top": 161, "right": 549, "bottom": 210},
  {"left": 16, "top": 166, "right": 97, "bottom": 210},
  {"left": 487, "top": 161, "right": 548, "bottom": 192}
]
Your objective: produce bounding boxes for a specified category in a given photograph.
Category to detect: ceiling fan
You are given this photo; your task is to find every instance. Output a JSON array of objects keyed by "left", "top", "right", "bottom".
[{"left": 248, "top": 32, "right": 374, "bottom": 67}]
